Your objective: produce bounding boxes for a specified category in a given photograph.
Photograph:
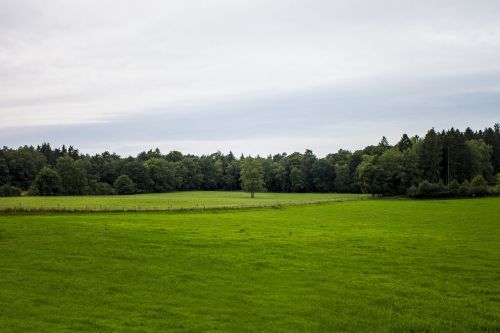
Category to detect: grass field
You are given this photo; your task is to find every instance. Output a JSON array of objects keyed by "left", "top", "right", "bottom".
[
  {"left": 0, "top": 191, "right": 368, "bottom": 212},
  {"left": 1, "top": 197, "right": 499, "bottom": 332}
]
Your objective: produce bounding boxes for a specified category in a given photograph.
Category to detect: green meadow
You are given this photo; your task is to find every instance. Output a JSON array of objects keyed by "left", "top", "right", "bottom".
[
  {"left": 1, "top": 197, "right": 499, "bottom": 332},
  {"left": 0, "top": 191, "right": 368, "bottom": 212}
]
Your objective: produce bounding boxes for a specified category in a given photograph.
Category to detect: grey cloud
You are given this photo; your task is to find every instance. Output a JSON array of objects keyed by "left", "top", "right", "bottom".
[
  {"left": 2, "top": 73, "right": 499, "bottom": 156},
  {"left": 1, "top": 1, "right": 499, "bottom": 155}
]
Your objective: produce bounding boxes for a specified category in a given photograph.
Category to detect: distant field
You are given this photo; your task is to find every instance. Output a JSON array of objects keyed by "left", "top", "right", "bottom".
[
  {"left": 1, "top": 198, "right": 499, "bottom": 332},
  {"left": 0, "top": 191, "right": 369, "bottom": 211}
]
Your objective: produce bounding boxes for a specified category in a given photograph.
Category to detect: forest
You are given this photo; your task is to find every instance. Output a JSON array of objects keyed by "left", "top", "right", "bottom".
[{"left": 1, "top": 124, "right": 499, "bottom": 198}]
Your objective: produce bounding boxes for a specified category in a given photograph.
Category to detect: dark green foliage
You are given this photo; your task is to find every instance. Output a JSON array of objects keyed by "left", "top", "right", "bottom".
[
  {"left": 378, "top": 136, "right": 390, "bottom": 148},
  {"left": 447, "top": 179, "right": 460, "bottom": 197},
  {"left": 99, "top": 153, "right": 123, "bottom": 185},
  {"left": 1, "top": 123, "right": 500, "bottom": 197},
  {"left": 175, "top": 158, "right": 203, "bottom": 190},
  {"left": 397, "top": 133, "right": 413, "bottom": 151},
  {"left": 470, "top": 175, "right": 488, "bottom": 197},
  {"left": 87, "top": 180, "right": 115, "bottom": 195},
  {"left": 0, "top": 184, "right": 22, "bottom": 197},
  {"left": 483, "top": 124, "right": 500, "bottom": 173},
  {"left": 198, "top": 154, "right": 223, "bottom": 190},
  {"left": 0, "top": 158, "right": 10, "bottom": 186},
  {"left": 407, "top": 180, "right": 446, "bottom": 198},
  {"left": 145, "top": 158, "right": 177, "bottom": 192},
  {"left": 458, "top": 180, "right": 471, "bottom": 197},
  {"left": 33, "top": 167, "right": 62, "bottom": 196},
  {"left": 418, "top": 129, "right": 443, "bottom": 182},
  {"left": 3, "top": 147, "right": 46, "bottom": 189},
  {"left": 113, "top": 175, "right": 136, "bottom": 195},
  {"left": 290, "top": 167, "right": 305, "bottom": 192},
  {"left": 122, "top": 160, "right": 153, "bottom": 193},
  {"left": 95, "top": 182, "right": 115, "bottom": 195},
  {"left": 56, "top": 155, "right": 88, "bottom": 195},
  {"left": 358, "top": 147, "right": 420, "bottom": 196},
  {"left": 465, "top": 139, "right": 493, "bottom": 180},
  {"left": 311, "top": 159, "right": 335, "bottom": 192}
]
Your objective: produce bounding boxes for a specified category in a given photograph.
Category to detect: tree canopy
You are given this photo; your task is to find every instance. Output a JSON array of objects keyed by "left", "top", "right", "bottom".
[
  {"left": 240, "top": 157, "right": 265, "bottom": 198},
  {"left": 0, "top": 124, "right": 499, "bottom": 197}
]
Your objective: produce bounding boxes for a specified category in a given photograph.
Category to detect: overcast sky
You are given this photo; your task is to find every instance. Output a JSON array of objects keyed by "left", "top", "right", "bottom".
[{"left": 1, "top": 0, "right": 499, "bottom": 156}]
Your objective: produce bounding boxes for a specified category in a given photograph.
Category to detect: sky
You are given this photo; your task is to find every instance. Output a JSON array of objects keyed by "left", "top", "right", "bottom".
[{"left": 1, "top": 0, "right": 499, "bottom": 157}]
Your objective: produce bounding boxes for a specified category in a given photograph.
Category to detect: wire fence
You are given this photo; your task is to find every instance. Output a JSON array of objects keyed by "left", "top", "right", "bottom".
[{"left": 0, "top": 198, "right": 368, "bottom": 214}]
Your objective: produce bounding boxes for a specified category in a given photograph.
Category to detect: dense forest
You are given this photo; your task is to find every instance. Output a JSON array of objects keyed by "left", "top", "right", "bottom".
[{"left": 1, "top": 124, "right": 499, "bottom": 198}]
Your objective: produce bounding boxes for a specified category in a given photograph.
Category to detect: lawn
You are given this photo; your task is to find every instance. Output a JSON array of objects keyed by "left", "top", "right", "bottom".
[
  {"left": 0, "top": 198, "right": 499, "bottom": 332},
  {"left": 0, "top": 191, "right": 368, "bottom": 212}
]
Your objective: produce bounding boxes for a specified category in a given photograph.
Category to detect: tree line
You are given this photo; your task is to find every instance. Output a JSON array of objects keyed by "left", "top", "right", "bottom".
[{"left": 1, "top": 124, "right": 499, "bottom": 198}]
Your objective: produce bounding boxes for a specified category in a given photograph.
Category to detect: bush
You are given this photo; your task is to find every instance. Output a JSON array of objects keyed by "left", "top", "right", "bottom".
[
  {"left": 458, "top": 180, "right": 471, "bottom": 197},
  {"left": 113, "top": 175, "right": 136, "bottom": 195},
  {"left": 470, "top": 175, "right": 488, "bottom": 197},
  {"left": 0, "top": 184, "right": 22, "bottom": 197},
  {"left": 447, "top": 180, "right": 460, "bottom": 197},
  {"left": 407, "top": 185, "right": 419, "bottom": 198},
  {"left": 95, "top": 182, "right": 115, "bottom": 195},
  {"left": 86, "top": 180, "right": 115, "bottom": 195},
  {"left": 408, "top": 180, "right": 448, "bottom": 198}
]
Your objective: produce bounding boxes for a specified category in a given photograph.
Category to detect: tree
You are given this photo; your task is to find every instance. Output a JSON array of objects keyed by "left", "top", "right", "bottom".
[
  {"left": 4, "top": 147, "right": 46, "bottom": 189},
  {"left": 145, "top": 158, "right": 176, "bottom": 192},
  {"left": 470, "top": 175, "right": 488, "bottom": 196},
  {"left": 290, "top": 167, "right": 305, "bottom": 192},
  {"left": 0, "top": 158, "right": 9, "bottom": 185},
  {"left": 465, "top": 139, "right": 493, "bottom": 180},
  {"left": 0, "top": 184, "right": 22, "bottom": 197},
  {"left": 418, "top": 129, "right": 443, "bottom": 182},
  {"left": 113, "top": 175, "right": 136, "bottom": 195},
  {"left": 240, "top": 157, "right": 265, "bottom": 198},
  {"left": 122, "top": 160, "right": 153, "bottom": 193},
  {"left": 334, "top": 163, "right": 350, "bottom": 192},
  {"left": 222, "top": 159, "right": 241, "bottom": 190},
  {"left": 397, "top": 134, "right": 413, "bottom": 151},
  {"left": 378, "top": 136, "right": 390, "bottom": 148},
  {"left": 33, "top": 167, "right": 62, "bottom": 196},
  {"left": 175, "top": 158, "right": 203, "bottom": 190},
  {"left": 302, "top": 149, "right": 317, "bottom": 191},
  {"left": 311, "top": 159, "right": 335, "bottom": 192},
  {"left": 56, "top": 155, "right": 88, "bottom": 195}
]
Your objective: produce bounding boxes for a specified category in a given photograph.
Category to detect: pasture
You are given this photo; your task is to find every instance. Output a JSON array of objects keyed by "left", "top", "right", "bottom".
[
  {"left": 0, "top": 197, "right": 499, "bottom": 332},
  {"left": 0, "top": 191, "right": 368, "bottom": 212}
]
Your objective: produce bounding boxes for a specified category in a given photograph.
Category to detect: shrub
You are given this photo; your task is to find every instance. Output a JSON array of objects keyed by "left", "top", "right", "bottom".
[
  {"left": 86, "top": 180, "right": 115, "bottom": 195},
  {"left": 458, "top": 180, "right": 471, "bottom": 197},
  {"left": 0, "top": 184, "right": 22, "bottom": 197},
  {"left": 407, "top": 185, "right": 419, "bottom": 198},
  {"left": 447, "top": 180, "right": 460, "bottom": 197},
  {"left": 470, "top": 175, "right": 488, "bottom": 197},
  {"left": 94, "top": 182, "right": 115, "bottom": 195},
  {"left": 407, "top": 180, "right": 446, "bottom": 198}
]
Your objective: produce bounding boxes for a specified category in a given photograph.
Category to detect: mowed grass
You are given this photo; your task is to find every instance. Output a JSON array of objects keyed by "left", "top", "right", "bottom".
[
  {"left": 0, "top": 191, "right": 368, "bottom": 211},
  {"left": 0, "top": 198, "right": 499, "bottom": 332}
]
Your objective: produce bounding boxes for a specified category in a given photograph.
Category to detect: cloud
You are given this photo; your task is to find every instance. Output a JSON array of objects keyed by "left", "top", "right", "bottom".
[
  {"left": 1, "top": 72, "right": 498, "bottom": 156},
  {"left": 0, "top": 0, "right": 499, "bottom": 154}
]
